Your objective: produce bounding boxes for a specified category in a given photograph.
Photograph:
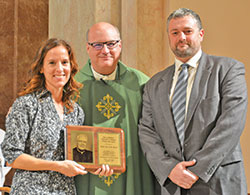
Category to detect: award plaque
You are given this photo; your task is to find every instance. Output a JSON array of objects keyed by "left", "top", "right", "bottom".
[{"left": 65, "top": 125, "right": 126, "bottom": 173}]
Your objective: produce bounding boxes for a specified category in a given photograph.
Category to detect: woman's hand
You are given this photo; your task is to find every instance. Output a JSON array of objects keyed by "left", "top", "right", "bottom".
[
  {"left": 55, "top": 160, "right": 88, "bottom": 177},
  {"left": 10, "top": 154, "right": 88, "bottom": 177}
]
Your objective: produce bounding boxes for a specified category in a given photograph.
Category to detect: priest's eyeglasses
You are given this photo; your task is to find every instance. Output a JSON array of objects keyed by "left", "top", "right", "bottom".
[{"left": 88, "top": 40, "right": 120, "bottom": 50}]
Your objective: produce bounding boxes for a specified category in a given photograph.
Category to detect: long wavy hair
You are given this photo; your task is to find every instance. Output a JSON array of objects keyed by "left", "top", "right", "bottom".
[{"left": 19, "top": 38, "right": 83, "bottom": 113}]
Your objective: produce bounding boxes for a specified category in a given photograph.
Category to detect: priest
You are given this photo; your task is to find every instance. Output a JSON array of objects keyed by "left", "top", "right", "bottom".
[{"left": 74, "top": 22, "right": 155, "bottom": 195}]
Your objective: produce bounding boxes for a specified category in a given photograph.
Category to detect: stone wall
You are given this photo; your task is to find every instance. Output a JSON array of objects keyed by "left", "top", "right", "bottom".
[{"left": 0, "top": 0, "right": 48, "bottom": 130}]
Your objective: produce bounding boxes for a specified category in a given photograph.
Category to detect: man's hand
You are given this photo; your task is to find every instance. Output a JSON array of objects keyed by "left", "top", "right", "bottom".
[
  {"left": 168, "top": 159, "right": 199, "bottom": 189},
  {"left": 91, "top": 164, "right": 114, "bottom": 177}
]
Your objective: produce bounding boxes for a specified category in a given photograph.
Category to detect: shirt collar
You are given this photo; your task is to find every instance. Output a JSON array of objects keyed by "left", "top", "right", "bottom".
[
  {"left": 91, "top": 65, "right": 117, "bottom": 81},
  {"left": 174, "top": 49, "right": 202, "bottom": 70}
]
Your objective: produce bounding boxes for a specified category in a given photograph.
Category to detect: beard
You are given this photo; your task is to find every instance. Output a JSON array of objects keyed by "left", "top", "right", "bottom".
[{"left": 172, "top": 42, "right": 198, "bottom": 58}]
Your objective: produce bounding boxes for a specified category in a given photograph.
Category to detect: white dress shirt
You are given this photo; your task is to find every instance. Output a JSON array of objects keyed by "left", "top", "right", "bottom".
[
  {"left": 170, "top": 49, "right": 202, "bottom": 116},
  {"left": 91, "top": 66, "right": 117, "bottom": 81}
]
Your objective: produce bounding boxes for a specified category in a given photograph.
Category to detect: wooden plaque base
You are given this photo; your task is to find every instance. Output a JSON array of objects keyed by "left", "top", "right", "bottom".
[{"left": 65, "top": 125, "right": 126, "bottom": 173}]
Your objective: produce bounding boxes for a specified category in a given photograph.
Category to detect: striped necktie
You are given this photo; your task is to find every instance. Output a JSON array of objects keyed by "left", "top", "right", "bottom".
[{"left": 172, "top": 64, "right": 189, "bottom": 148}]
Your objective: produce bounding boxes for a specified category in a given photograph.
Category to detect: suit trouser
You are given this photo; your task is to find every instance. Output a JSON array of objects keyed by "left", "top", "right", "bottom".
[{"left": 181, "top": 188, "right": 188, "bottom": 195}]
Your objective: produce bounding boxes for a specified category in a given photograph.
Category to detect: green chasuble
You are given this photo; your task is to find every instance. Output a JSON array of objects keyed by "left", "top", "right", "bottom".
[{"left": 74, "top": 60, "right": 155, "bottom": 195}]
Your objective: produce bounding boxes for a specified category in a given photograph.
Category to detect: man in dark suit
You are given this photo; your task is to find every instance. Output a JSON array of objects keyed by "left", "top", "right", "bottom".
[
  {"left": 138, "top": 8, "right": 247, "bottom": 195},
  {"left": 73, "top": 134, "right": 93, "bottom": 163}
]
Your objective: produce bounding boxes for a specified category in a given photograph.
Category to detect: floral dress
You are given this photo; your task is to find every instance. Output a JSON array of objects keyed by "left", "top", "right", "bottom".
[{"left": 1, "top": 89, "right": 84, "bottom": 195}]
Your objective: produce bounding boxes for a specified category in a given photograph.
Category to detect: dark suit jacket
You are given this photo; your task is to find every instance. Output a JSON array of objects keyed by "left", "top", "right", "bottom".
[{"left": 138, "top": 53, "right": 248, "bottom": 195}]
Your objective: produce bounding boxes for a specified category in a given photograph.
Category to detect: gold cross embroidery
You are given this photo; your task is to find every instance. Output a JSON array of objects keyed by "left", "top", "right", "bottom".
[
  {"left": 96, "top": 94, "right": 121, "bottom": 119},
  {"left": 99, "top": 173, "right": 121, "bottom": 187}
]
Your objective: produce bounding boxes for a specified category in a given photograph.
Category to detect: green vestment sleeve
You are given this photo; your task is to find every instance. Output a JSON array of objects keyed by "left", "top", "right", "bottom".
[{"left": 74, "top": 60, "right": 155, "bottom": 195}]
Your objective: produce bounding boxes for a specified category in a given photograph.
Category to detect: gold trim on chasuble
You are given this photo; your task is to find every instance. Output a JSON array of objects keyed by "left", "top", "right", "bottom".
[
  {"left": 96, "top": 94, "right": 122, "bottom": 186},
  {"left": 99, "top": 173, "right": 121, "bottom": 187}
]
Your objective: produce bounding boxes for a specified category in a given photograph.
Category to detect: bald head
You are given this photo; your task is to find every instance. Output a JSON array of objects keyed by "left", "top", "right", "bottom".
[
  {"left": 77, "top": 134, "right": 88, "bottom": 141},
  {"left": 85, "top": 22, "right": 122, "bottom": 75},
  {"left": 86, "top": 22, "right": 120, "bottom": 42},
  {"left": 76, "top": 134, "right": 88, "bottom": 150}
]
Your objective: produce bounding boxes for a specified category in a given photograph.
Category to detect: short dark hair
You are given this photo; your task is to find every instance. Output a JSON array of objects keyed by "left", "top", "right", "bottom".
[{"left": 167, "top": 8, "right": 202, "bottom": 31}]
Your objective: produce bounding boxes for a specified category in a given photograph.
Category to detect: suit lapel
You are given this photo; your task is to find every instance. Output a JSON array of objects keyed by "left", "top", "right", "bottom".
[
  {"left": 157, "top": 55, "right": 213, "bottom": 150},
  {"left": 185, "top": 53, "right": 212, "bottom": 130}
]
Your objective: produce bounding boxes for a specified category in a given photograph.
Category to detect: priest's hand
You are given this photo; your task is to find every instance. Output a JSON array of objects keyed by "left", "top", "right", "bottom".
[{"left": 91, "top": 164, "right": 114, "bottom": 177}]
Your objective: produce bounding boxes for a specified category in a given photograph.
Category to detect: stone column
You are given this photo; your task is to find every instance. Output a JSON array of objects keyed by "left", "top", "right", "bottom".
[{"left": 121, "top": 0, "right": 169, "bottom": 76}]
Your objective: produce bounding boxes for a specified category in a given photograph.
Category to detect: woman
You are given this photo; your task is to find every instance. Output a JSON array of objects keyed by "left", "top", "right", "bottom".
[{"left": 1, "top": 38, "right": 87, "bottom": 194}]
